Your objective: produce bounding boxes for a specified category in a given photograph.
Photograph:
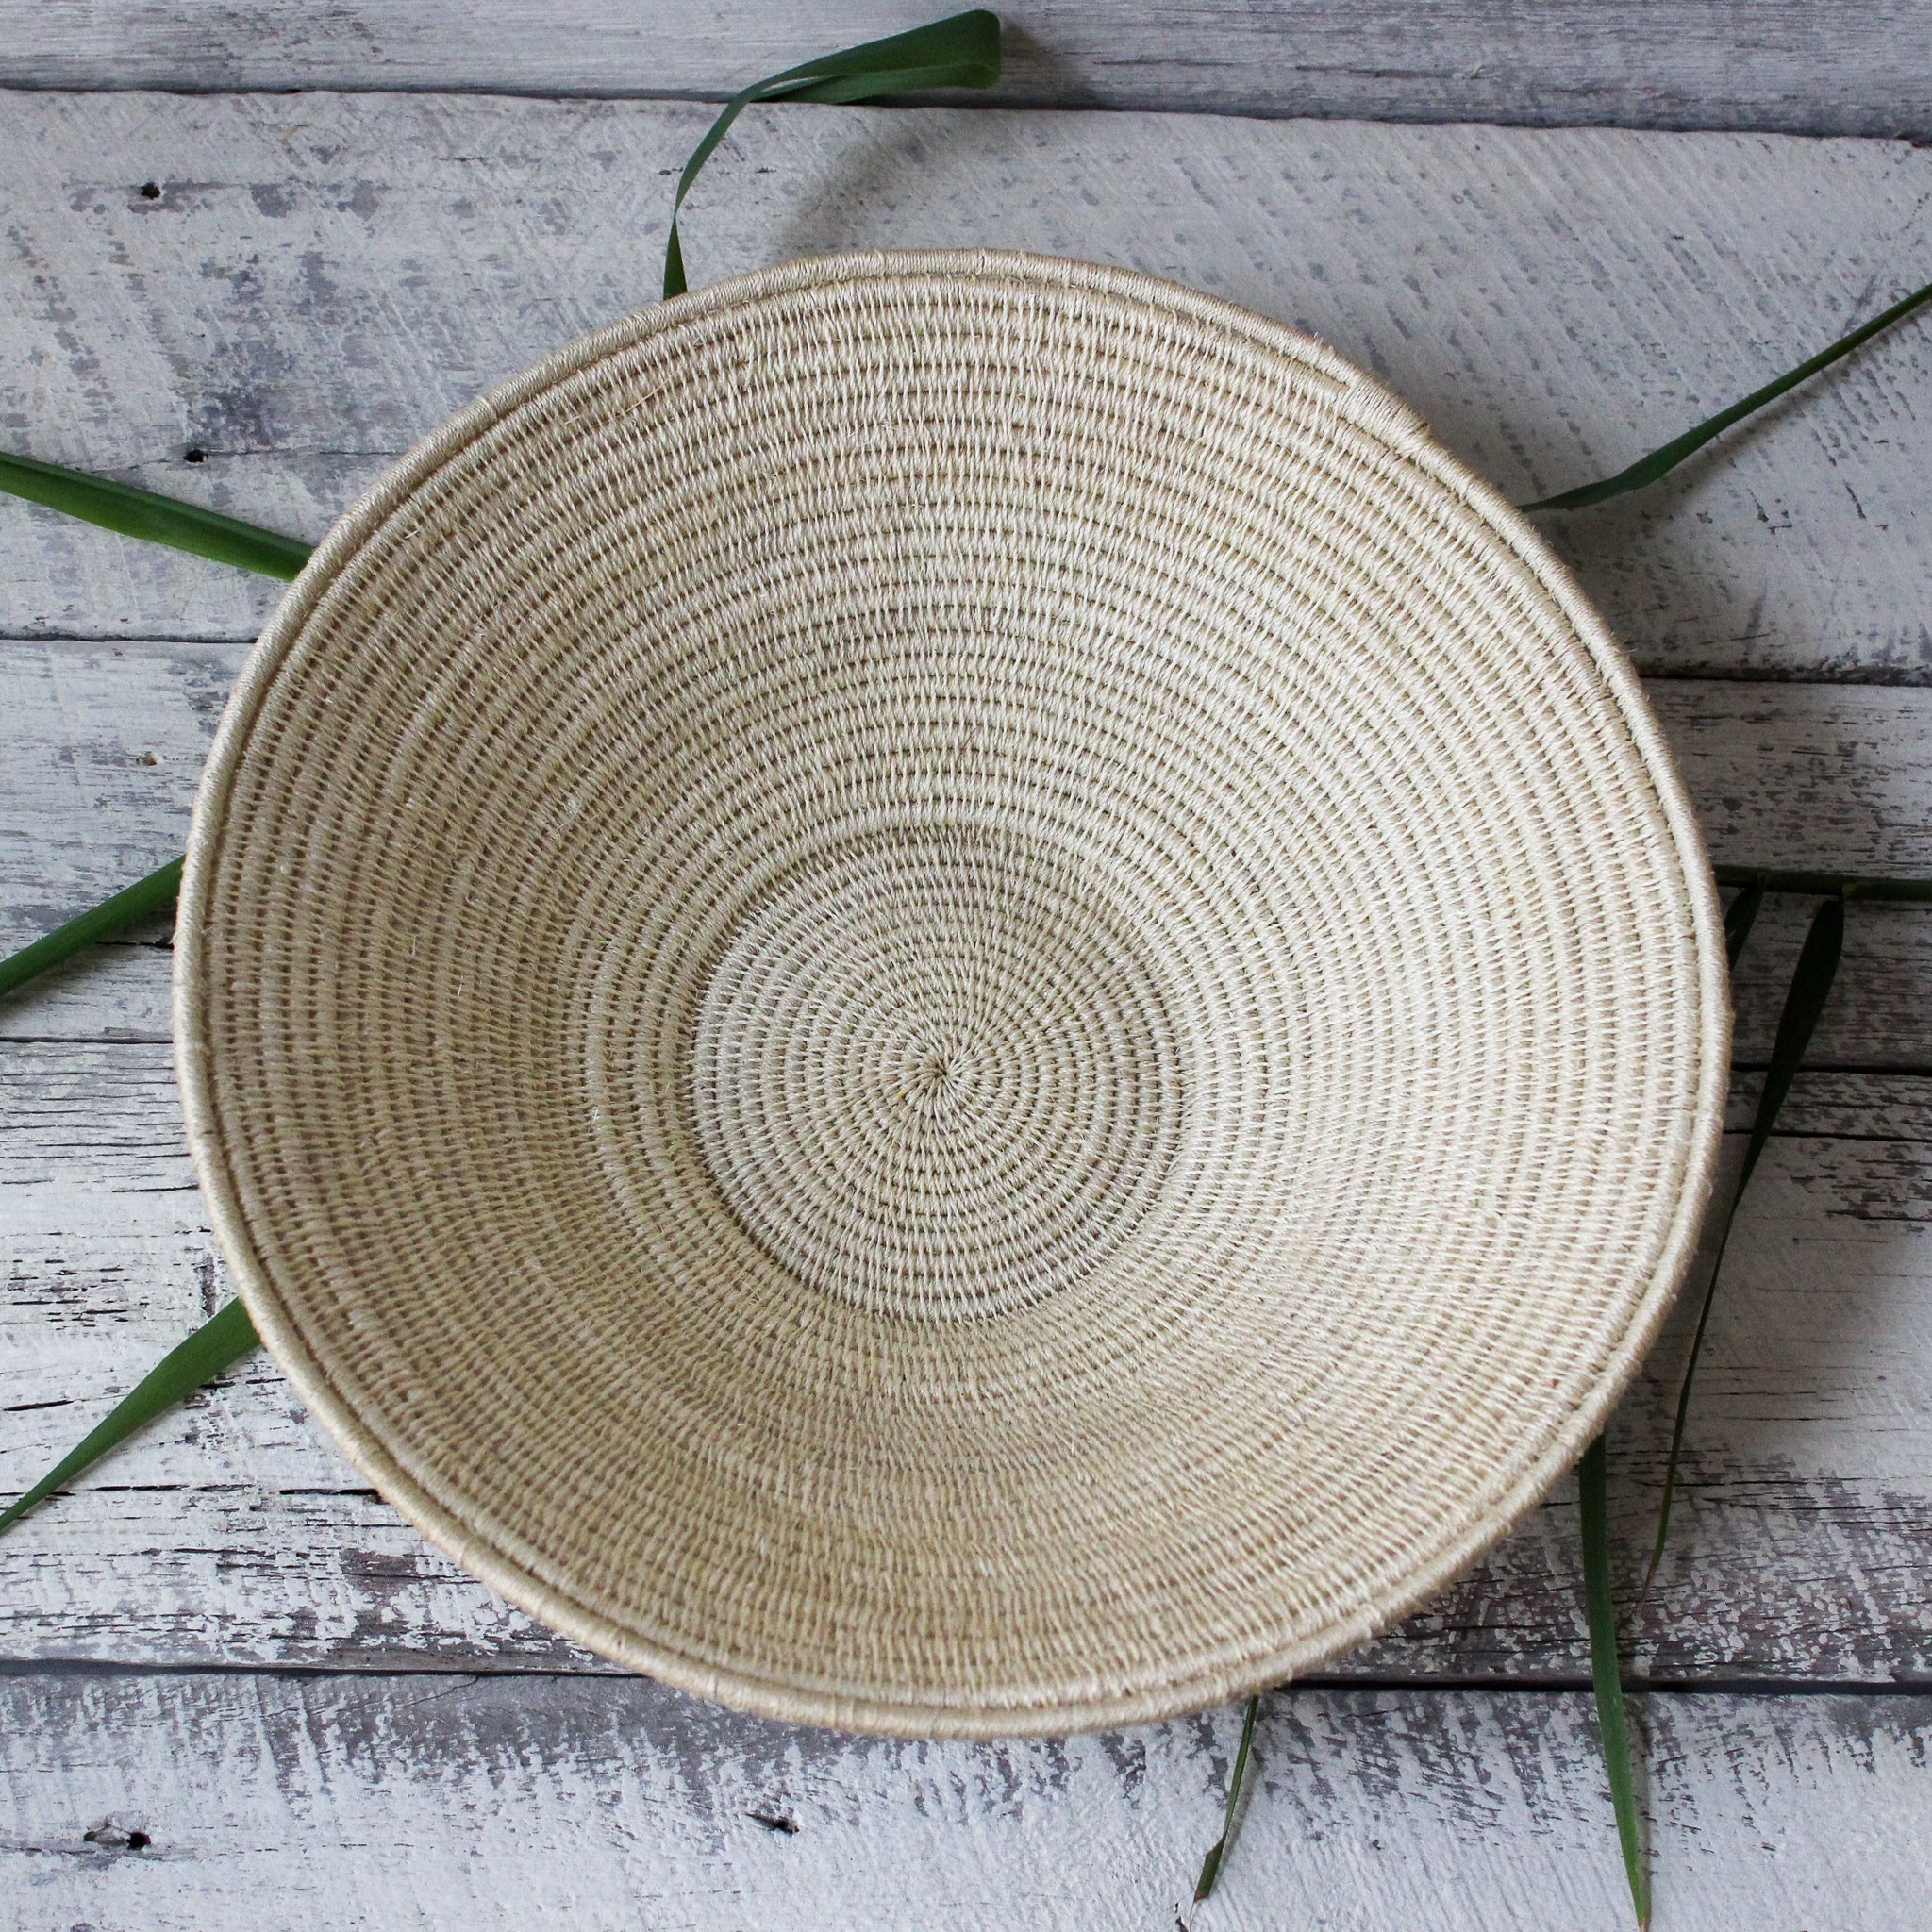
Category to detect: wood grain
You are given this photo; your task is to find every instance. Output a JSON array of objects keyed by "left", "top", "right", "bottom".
[
  {"left": 3, "top": 1670, "right": 1927, "bottom": 1930},
  {"left": 3, "top": 1, "right": 1931, "bottom": 140},
  {"left": 2, "top": 93, "right": 1929, "bottom": 677}
]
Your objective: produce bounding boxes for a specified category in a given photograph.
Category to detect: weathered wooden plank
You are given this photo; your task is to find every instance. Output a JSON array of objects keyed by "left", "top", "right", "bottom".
[
  {"left": 3, "top": 94, "right": 1929, "bottom": 675},
  {"left": 4, "top": 1, "right": 1931, "bottom": 140},
  {"left": 7, "top": 643, "right": 1930, "bottom": 1063},
  {"left": 1, "top": 1670, "right": 1925, "bottom": 1930},
  {"left": 4, "top": 1031, "right": 1929, "bottom": 1681}
]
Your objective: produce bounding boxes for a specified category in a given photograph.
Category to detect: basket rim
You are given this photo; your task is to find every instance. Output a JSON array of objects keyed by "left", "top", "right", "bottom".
[{"left": 174, "top": 248, "right": 1730, "bottom": 1738}]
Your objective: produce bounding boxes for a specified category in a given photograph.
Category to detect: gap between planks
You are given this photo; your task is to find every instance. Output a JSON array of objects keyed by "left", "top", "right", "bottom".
[
  {"left": 3, "top": 0, "right": 1931, "bottom": 139},
  {"left": 2, "top": 1670, "right": 1928, "bottom": 1932}
]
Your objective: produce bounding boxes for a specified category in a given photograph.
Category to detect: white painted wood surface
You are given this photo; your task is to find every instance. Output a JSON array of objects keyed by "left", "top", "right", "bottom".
[
  {"left": 2, "top": 96, "right": 1930, "bottom": 678},
  {"left": 4, "top": 1673, "right": 1927, "bottom": 1931},
  {"left": 3, "top": 1, "right": 1930, "bottom": 141},
  {"left": 3, "top": 85, "right": 1931, "bottom": 1931}
]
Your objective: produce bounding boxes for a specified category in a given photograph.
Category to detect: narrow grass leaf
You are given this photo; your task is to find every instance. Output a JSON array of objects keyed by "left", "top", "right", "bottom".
[
  {"left": 1713, "top": 862, "right": 1932, "bottom": 904},
  {"left": 1192, "top": 1692, "right": 1260, "bottom": 1904},
  {"left": 1637, "top": 891, "right": 1845, "bottom": 1608},
  {"left": 1722, "top": 879, "right": 1764, "bottom": 969},
  {"left": 1519, "top": 276, "right": 1932, "bottom": 513},
  {"left": 663, "top": 10, "right": 1001, "bottom": 298},
  {"left": 0, "top": 450, "right": 312, "bottom": 577},
  {"left": 0, "top": 1298, "right": 260, "bottom": 1537},
  {"left": 0, "top": 857, "right": 183, "bottom": 1002},
  {"left": 1580, "top": 1435, "right": 1649, "bottom": 1931}
]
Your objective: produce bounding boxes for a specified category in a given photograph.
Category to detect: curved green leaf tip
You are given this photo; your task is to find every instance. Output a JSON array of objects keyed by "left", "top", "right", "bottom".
[
  {"left": 0, "top": 1299, "right": 261, "bottom": 1538},
  {"left": 1580, "top": 1435, "right": 1649, "bottom": 1930},
  {"left": 1520, "top": 276, "right": 1932, "bottom": 514},
  {"left": 663, "top": 10, "right": 1002, "bottom": 300},
  {"left": 1192, "top": 1692, "right": 1259, "bottom": 1904}
]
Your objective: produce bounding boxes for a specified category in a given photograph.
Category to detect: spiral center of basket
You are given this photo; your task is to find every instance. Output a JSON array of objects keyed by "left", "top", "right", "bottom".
[{"left": 689, "top": 831, "right": 1188, "bottom": 1321}]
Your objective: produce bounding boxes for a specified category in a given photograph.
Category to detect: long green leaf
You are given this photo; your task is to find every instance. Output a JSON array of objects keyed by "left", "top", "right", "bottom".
[
  {"left": 663, "top": 9, "right": 1001, "bottom": 299},
  {"left": 1636, "top": 891, "right": 1845, "bottom": 1609},
  {"left": 0, "top": 450, "right": 311, "bottom": 577},
  {"left": 0, "top": 1299, "right": 260, "bottom": 1537},
  {"left": 1713, "top": 862, "right": 1932, "bottom": 904},
  {"left": 0, "top": 858, "right": 184, "bottom": 1002},
  {"left": 1192, "top": 1692, "right": 1260, "bottom": 1904},
  {"left": 1580, "top": 1435, "right": 1648, "bottom": 1930},
  {"left": 1520, "top": 276, "right": 1932, "bottom": 513}
]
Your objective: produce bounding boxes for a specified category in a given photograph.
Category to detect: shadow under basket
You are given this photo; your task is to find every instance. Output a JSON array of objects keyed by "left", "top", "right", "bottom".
[{"left": 174, "top": 249, "right": 1729, "bottom": 1738}]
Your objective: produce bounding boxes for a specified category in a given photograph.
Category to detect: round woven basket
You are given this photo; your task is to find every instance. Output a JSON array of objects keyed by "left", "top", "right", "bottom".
[{"left": 176, "top": 250, "right": 1727, "bottom": 1737}]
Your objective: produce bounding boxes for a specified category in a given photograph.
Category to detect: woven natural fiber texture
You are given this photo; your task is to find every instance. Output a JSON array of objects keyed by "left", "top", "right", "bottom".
[{"left": 177, "top": 251, "right": 1728, "bottom": 1737}]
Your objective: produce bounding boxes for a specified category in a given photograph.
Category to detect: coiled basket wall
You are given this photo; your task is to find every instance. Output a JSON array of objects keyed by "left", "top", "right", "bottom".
[{"left": 175, "top": 251, "right": 1728, "bottom": 1737}]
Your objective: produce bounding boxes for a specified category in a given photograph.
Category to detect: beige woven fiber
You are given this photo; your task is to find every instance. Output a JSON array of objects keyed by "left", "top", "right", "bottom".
[{"left": 176, "top": 251, "right": 1728, "bottom": 1737}]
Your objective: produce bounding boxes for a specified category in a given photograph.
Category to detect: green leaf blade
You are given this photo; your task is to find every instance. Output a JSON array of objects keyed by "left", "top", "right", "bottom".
[
  {"left": 1638, "top": 890, "right": 1846, "bottom": 1608},
  {"left": 0, "top": 857, "right": 185, "bottom": 1002},
  {"left": 0, "top": 1299, "right": 261, "bottom": 1537},
  {"left": 773, "top": 9, "right": 1001, "bottom": 92},
  {"left": 1520, "top": 277, "right": 1932, "bottom": 514},
  {"left": 1739, "top": 893, "right": 1844, "bottom": 1193},
  {"left": 0, "top": 450, "right": 312, "bottom": 578},
  {"left": 1192, "top": 1692, "right": 1260, "bottom": 1904},
  {"left": 1580, "top": 1436, "right": 1649, "bottom": 1930},
  {"left": 1722, "top": 880, "right": 1764, "bottom": 970},
  {"left": 663, "top": 10, "right": 1002, "bottom": 300}
]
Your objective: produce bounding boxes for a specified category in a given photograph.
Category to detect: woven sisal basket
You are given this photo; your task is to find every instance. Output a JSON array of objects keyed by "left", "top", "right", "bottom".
[{"left": 176, "top": 251, "right": 1728, "bottom": 1737}]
